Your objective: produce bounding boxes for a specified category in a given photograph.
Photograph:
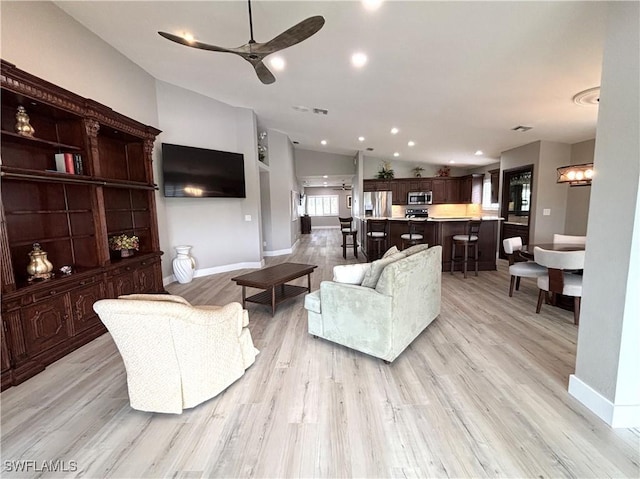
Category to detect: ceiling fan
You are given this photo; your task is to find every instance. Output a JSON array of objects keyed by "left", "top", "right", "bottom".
[
  {"left": 158, "top": 0, "right": 325, "bottom": 85},
  {"left": 333, "top": 183, "right": 353, "bottom": 191}
]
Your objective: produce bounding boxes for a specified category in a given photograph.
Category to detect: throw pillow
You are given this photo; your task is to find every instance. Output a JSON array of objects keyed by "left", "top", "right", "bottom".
[
  {"left": 402, "top": 243, "right": 430, "bottom": 256},
  {"left": 361, "top": 252, "right": 406, "bottom": 288},
  {"left": 382, "top": 246, "right": 399, "bottom": 258},
  {"left": 332, "top": 263, "right": 372, "bottom": 285}
]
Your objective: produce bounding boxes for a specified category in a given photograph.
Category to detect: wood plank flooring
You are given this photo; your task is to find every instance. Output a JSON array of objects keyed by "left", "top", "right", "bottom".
[{"left": 2, "top": 229, "right": 639, "bottom": 478}]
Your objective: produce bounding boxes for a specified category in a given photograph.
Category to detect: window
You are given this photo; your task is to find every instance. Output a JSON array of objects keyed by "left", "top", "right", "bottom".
[{"left": 306, "top": 195, "right": 339, "bottom": 216}]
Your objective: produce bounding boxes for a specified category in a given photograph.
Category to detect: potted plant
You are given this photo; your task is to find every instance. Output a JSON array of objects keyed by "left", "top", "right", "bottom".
[
  {"left": 412, "top": 166, "right": 425, "bottom": 177},
  {"left": 109, "top": 234, "right": 140, "bottom": 258},
  {"left": 376, "top": 161, "right": 395, "bottom": 179},
  {"left": 437, "top": 165, "right": 451, "bottom": 177}
]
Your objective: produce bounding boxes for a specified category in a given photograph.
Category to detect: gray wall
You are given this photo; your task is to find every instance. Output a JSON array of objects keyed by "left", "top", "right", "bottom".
[
  {"left": 295, "top": 149, "right": 355, "bottom": 177},
  {"left": 565, "top": 139, "right": 595, "bottom": 235},
  {"left": 500, "top": 140, "right": 575, "bottom": 243},
  {"left": 574, "top": 1, "right": 640, "bottom": 416},
  {"left": 156, "top": 81, "right": 262, "bottom": 275},
  {"left": 0, "top": 2, "right": 170, "bottom": 273},
  {"left": 264, "top": 129, "right": 299, "bottom": 253}
]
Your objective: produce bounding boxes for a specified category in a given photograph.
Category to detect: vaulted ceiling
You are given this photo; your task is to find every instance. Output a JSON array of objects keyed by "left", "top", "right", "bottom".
[{"left": 55, "top": 1, "right": 605, "bottom": 168}]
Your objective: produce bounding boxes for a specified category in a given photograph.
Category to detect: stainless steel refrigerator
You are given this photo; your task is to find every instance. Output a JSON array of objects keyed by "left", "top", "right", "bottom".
[{"left": 363, "top": 191, "right": 392, "bottom": 217}]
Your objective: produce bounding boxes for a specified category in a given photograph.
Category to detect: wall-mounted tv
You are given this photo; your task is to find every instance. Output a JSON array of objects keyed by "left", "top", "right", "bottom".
[{"left": 162, "top": 143, "right": 246, "bottom": 198}]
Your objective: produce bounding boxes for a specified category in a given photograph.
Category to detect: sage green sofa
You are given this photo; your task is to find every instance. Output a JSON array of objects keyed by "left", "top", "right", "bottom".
[{"left": 304, "top": 245, "right": 442, "bottom": 362}]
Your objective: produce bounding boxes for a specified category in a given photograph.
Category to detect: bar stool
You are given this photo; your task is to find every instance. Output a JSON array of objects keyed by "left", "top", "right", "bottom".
[
  {"left": 400, "top": 220, "right": 425, "bottom": 250},
  {"left": 338, "top": 217, "right": 358, "bottom": 259},
  {"left": 366, "top": 219, "right": 388, "bottom": 261},
  {"left": 450, "top": 220, "right": 482, "bottom": 278}
]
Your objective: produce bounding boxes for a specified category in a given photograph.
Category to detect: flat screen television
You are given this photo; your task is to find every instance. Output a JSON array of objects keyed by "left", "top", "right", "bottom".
[{"left": 162, "top": 143, "right": 246, "bottom": 198}]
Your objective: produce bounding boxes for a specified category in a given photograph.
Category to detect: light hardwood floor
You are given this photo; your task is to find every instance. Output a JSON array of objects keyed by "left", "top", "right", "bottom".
[{"left": 1, "top": 229, "right": 638, "bottom": 478}]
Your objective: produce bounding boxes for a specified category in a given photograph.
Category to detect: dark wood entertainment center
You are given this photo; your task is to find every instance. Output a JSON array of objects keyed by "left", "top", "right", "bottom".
[{"left": 0, "top": 60, "right": 164, "bottom": 390}]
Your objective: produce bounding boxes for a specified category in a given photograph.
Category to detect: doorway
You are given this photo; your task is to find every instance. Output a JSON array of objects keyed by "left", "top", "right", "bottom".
[{"left": 500, "top": 165, "right": 534, "bottom": 259}]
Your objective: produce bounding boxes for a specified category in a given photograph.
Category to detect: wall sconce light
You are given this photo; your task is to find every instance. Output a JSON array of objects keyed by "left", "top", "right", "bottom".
[{"left": 557, "top": 163, "right": 594, "bottom": 186}]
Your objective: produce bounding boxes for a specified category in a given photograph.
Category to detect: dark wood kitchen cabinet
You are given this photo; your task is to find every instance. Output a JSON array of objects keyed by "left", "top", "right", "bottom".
[
  {"left": 432, "top": 178, "right": 461, "bottom": 204},
  {"left": 1, "top": 60, "right": 164, "bottom": 390},
  {"left": 459, "top": 174, "right": 484, "bottom": 204}
]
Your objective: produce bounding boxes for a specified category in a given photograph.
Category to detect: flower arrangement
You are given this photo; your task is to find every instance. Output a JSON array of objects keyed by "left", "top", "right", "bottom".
[
  {"left": 437, "top": 165, "right": 451, "bottom": 177},
  {"left": 412, "top": 166, "right": 425, "bottom": 178},
  {"left": 376, "top": 161, "right": 395, "bottom": 179},
  {"left": 109, "top": 234, "right": 139, "bottom": 252}
]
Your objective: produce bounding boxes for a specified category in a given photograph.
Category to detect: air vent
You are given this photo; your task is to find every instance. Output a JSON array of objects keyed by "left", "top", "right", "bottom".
[
  {"left": 292, "top": 105, "right": 310, "bottom": 112},
  {"left": 512, "top": 125, "right": 532, "bottom": 132},
  {"left": 313, "top": 108, "right": 328, "bottom": 115},
  {"left": 366, "top": 147, "right": 374, "bottom": 151},
  {"left": 293, "top": 141, "right": 299, "bottom": 145}
]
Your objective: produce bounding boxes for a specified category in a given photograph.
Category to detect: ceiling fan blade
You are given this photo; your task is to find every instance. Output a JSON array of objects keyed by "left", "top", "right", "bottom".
[
  {"left": 158, "top": 31, "right": 235, "bottom": 53},
  {"left": 252, "top": 60, "right": 276, "bottom": 85},
  {"left": 258, "top": 16, "right": 325, "bottom": 54}
]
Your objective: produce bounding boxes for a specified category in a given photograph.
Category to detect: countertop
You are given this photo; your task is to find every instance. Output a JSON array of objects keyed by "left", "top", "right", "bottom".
[{"left": 358, "top": 216, "right": 503, "bottom": 222}]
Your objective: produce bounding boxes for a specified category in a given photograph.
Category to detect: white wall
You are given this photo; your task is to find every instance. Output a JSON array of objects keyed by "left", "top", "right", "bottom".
[
  {"left": 571, "top": 1, "right": 640, "bottom": 427},
  {"left": 155, "top": 81, "right": 262, "bottom": 278}
]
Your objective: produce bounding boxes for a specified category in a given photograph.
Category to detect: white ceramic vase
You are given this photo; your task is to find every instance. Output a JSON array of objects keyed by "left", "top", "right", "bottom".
[{"left": 172, "top": 245, "right": 195, "bottom": 284}]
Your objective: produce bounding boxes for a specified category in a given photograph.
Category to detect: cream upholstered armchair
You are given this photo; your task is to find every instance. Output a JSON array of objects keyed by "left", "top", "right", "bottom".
[{"left": 93, "top": 294, "right": 259, "bottom": 414}]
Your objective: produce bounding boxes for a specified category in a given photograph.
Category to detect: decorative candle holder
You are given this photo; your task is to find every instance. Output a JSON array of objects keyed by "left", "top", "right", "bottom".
[
  {"left": 15, "top": 106, "right": 35, "bottom": 137},
  {"left": 27, "top": 243, "right": 53, "bottom": 281}
]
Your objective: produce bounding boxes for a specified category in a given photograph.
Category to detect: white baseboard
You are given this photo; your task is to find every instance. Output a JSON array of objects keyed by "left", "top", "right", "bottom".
[
  {"left": 312, "top": 225, "right": 340, "bottom": 229},
  {"left": 163, "top": 260, "right": 265, "bottom": 286},
  {"left": 263, "top": 238, "right": 300, "bottom": 257},
  {"left": 568, "top": 374, "right": 640, "bottom": 428}
]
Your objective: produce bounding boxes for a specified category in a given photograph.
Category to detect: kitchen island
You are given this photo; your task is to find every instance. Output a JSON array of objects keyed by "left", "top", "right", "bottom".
[{"left": 359, "top": 216, "right": 502, "bottom": 272}]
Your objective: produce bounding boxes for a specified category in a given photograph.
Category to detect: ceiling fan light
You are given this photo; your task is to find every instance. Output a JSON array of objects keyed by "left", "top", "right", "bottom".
[
  {"left": 269, "top": 56, "right": 286, "bottom": 71},
  {"left": 183, "top": 32, "right": 195, "bottom": 43},
  {"left": 362, "top": 0, "right": 383, "bottom": 11},
  {"left": 351, "top": 52, "right": 368, "bottom": 68}
]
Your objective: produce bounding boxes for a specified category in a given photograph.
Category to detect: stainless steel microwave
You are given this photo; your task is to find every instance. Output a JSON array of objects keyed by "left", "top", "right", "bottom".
[{"left": 408, "top": 191, "right": 432, "bottom": 205}]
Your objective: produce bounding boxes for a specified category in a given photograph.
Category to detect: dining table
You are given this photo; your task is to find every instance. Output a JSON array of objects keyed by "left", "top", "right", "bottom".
[{"left": 521, "top": 243, "right": 585, "bottom": 260}]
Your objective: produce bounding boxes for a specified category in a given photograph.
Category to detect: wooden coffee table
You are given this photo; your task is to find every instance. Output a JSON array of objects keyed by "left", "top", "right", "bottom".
[{"left": 231, "top": 263, "right": 317, "bottom": 316}]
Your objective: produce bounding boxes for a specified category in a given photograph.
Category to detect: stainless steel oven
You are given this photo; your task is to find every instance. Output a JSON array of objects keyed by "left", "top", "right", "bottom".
[{"left": 407, "top": 191, "right": 432, "bottom": 205}]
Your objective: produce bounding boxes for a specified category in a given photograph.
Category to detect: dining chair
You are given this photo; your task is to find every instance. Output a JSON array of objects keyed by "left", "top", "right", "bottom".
[
  {"left": 338, "top": 217, "right": 358, "bottom": 259},
  {"left": 502, "top": 237, "right": 547, "bottom": 297},
  {"left": 533, "top": 246, "right": 585, "bottom": 325},
  {"left": 553, "top": 234, "right": 587, "bottom": 245},
  {"left": 450, "top": 220, "right": 482, "bottom": 278}
]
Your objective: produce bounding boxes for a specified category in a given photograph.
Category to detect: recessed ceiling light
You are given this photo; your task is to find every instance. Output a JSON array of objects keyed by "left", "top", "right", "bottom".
[
  {"left": 393, "top": 152, "right": 400, "bottom": 157},
  {"left": 269, "top": 56, "right": 285, "bottom": 71},
  {"left": 183, "top": 32, "right": 195, "bottom": 43},
  {"left": 351, "top": 52, "right": 368, "bottom": 68},
  {"left": 323, "top": 175, "right": 328, "bottom": 178},
  {"left": 323, "top": 182, "right": 328, "bottom": 185},
  {"left": 362, "top": 0, "right": 383, "bottom": 11},
  {"left": 358, "top": 136, "right": 365, "bottom": 142},
  {"left": 449, "top": 160, "right": 455, "bottom": 164},
  {"left": 408, "top": 141, "right": 415, "bottom": 147},
  {"left": 321, "top": 140, "right": 327, "bottom": 145},
  {"left": 390, "top": 127, "right": 399, "bottom": 135},
  {"left": 475, "top": 150, "right": 483, "bottom": 156}
]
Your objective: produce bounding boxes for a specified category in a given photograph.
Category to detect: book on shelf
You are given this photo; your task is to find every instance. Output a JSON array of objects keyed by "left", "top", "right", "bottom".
[
  {"left": 63, "top": 153, "right": 75, "bottom": 174},
  {"left": 73, "top": 153, "right": 84, "bottom": 175},
  {"left": 54, "top": 153, "right": 66, "bottom": 173}
]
